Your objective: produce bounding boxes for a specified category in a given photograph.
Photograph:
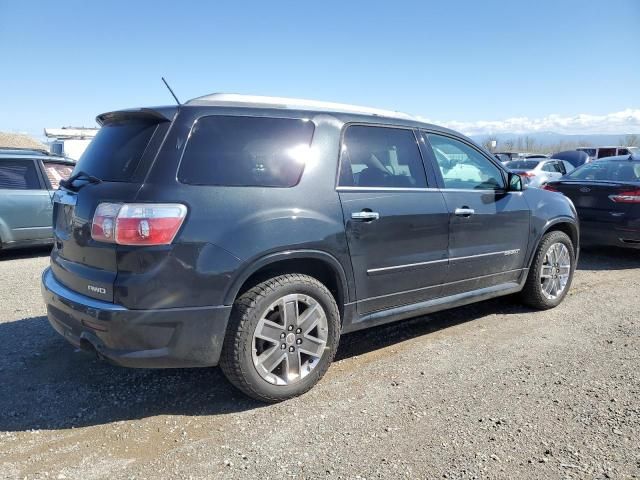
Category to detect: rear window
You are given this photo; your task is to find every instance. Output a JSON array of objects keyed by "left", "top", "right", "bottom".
[
  {"left": 0, "top": 160, "right": 41, "bottom": 190},
  {"left": 178, "top": 116, "right": 315, "bottom": 187},
  {"left": 43, "top": 162, "right": 74, "bottom": 189},
  {"left": 506, "top": 160, "right": 540, "bottom": 169},
  {"left": 567, "top": 161, "right": 640, "bottom": 182},
  {"left": 73, "top": 120, "right": 158, "bottom": 181}
]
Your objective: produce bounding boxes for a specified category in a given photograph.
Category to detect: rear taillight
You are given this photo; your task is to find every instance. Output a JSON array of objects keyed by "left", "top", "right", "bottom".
[
  {"left": 520, "top": 172, "right": 536, "bottom": 177},
  {"left": 609, "top": 189, "right": 640, "bottom": 204},
  {"left": 542, "top": 184, "right": 559, "bottom": 192},
  {"left": 91, "top": 203, "right": 187, "bottom": 245}
]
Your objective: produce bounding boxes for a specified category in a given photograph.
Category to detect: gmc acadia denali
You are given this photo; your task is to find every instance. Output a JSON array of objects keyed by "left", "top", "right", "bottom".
[{"left": 42, "top": 93, "right": 579, "bottom": 402}]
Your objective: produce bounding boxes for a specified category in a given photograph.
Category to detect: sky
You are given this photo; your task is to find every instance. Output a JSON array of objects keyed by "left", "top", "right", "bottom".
[{"left": 1, "top": 0, "right": 639, "bottom": 137}]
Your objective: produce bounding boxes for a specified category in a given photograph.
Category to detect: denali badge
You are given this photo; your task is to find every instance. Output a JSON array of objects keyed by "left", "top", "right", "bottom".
[
  {"left": 503, "top": 249, "right": 520, "bottom": 256},
  {"left": 87, "top": 285, "right": 107, "bottom": 295}
]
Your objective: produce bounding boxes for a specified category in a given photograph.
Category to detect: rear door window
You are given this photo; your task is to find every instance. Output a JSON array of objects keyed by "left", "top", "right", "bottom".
[
  {"left": 178, "top": 116, "right": 315, "bottom": 187},
  {"left": 541, "top": 162, "right": 556, "bottom": 172},
  {"left": 0, "top": 160, "right": 41, "bottom": 190},
  {"left": 338, "top": 125, "right": 427, "bottom": 188},
  {"left": 43, "top": 162, "right": 74, "bottom": 189},
  {"left": 73, "top": 120, "right": 158, "bottom": 181}
]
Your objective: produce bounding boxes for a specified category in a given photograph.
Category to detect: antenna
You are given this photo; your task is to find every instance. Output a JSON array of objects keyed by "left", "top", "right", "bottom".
[{"left": 161, "top": 77, "right": 181, "bottom": 105}]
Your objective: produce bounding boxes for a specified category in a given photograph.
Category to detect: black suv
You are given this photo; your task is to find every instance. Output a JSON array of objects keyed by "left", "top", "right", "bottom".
[{"left": 42, "top": 94, "right": 579, "bottom": 402}]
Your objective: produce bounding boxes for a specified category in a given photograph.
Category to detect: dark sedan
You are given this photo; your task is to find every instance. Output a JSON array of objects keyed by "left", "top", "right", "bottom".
[{"left": 544, "top": 155, "right": 640, "bottom": 249}]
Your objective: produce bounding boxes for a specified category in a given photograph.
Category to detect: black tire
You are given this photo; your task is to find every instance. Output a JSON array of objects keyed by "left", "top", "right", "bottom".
[
  {"left": 219, "top": 274, "right": 340, "bottom": 403},
  {"left": 520, "top": 230, "right": 576, "bottom": 310}
]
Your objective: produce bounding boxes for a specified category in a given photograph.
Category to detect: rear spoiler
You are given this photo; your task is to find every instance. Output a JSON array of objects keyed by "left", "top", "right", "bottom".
[{"left": 96, "top": 107, "right": 177, "bottom": 126}]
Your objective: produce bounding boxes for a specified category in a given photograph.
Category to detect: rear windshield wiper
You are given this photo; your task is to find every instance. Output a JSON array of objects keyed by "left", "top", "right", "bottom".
[{"left": 59, "top": 171, "right": 102, "bottom": 191}]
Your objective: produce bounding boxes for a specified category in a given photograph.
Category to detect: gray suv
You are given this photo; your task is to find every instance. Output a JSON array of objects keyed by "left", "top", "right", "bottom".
[
  {"left": 41, "top": 94, "right": 579, "bottom": 402},
  {"left": 0, "top": 148, "right": 74, "bottom": 250}
]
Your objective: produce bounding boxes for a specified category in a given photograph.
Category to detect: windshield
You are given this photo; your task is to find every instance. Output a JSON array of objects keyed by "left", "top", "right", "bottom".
[
  {"left": 567, "top": 161, "right": 640, "bottom": 182},
  {"left": 73, "top": 120, "right": 158, "bottom": 182},
  {"left": 506, "top": 160, "right": 539, "bottom": 170}
]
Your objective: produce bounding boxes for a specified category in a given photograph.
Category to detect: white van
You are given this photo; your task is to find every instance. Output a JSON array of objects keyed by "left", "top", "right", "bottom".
[{"left": 577, "top": 146, "right": 637, "bottom": 162}]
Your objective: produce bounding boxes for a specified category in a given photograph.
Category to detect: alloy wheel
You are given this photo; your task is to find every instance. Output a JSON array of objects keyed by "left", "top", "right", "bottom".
[
  {"left": 251, "top": 293, "right": 329, "bottom": 386},
  {"left": 539, "top": 242, "right": 571, "bottom": 300}
]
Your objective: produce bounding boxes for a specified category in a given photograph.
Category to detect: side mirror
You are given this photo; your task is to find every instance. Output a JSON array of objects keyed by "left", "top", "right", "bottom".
[{"left": 508, "top": 172, "right": 525, "bottom": 191}]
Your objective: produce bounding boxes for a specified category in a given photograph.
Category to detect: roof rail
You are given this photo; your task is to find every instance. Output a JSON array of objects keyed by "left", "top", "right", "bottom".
[
  {"left": 0, "top": 146, "right": 52, "bottom": 156},
  {"left": 185, "top": 93, "right": 416, "bottom": 120}
]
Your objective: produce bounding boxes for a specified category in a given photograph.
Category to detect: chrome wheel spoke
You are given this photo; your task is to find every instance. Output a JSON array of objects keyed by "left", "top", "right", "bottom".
[
  {"left": 286, "top": 351, "right": 302, "bottom": 381},
  {"left": 255, "top": 319, "right": 284, "bottom": 343},
  {"left": 299, "top": 334, "right": 325, "bottom": 358},
  {"left": 281, "top": 298, "right": 298, "bottom": 330},
  {"left": 256, "top": 345, "right": 286, "bottom": 374},
  {"left": 543, "top": 277, "right": 555, "bottom": 296},
  {"left": 297, "top": 303, "right": 321, "bottom": 334},
  {"left": 540, "top": 265, "right": 554, "bottom": 278}
]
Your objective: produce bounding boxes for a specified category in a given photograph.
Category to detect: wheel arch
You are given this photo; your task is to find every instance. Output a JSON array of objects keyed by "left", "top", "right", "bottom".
[
  {"left": 528, "top": 217, "right": 579, "bottom": 268},
  {"left": 223, "top": 250, "right": 352, "bottom": 313}
]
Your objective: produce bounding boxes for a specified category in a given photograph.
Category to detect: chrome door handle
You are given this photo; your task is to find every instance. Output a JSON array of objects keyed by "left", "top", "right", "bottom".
[
  {"left": 351, "top": 211, "right": 380, "bottom": 221},
  {"left": 454, "top": 208, "right": 475, "bottom": 217}
]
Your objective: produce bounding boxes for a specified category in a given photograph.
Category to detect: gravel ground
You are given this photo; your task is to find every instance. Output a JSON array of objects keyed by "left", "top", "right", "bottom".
[{"left": 0, "top": 246, "right": 638, "bottom": 479}]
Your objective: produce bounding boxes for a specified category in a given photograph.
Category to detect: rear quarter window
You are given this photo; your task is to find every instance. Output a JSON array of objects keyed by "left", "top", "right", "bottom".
[
  {"left": 178, "top": 116, "right": 315, "bottom": 187},
  {"left": 0, "top": 160, "right": 41, "bottom": 190}
]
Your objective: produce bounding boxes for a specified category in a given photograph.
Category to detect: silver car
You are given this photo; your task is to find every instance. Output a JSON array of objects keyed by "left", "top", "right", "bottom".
[
  {"left": 505, "top": 158, "right": 575, "bottom": 188},
  {"left": 0, "top": 148, "right": 74, "bottom": 250}
]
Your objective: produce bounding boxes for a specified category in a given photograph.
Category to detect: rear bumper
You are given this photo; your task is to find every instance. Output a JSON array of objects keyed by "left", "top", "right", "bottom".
[
  {"left": 581, "top": 222, "right": 640, "bottom": 249},
  {"left": 41, "top": 267, "right": 232, "bottom": 368}
]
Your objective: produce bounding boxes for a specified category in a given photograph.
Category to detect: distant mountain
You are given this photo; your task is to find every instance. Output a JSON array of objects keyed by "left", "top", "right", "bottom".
[{"left": 471, "top": 132, "right": 639, "bottom": 150}]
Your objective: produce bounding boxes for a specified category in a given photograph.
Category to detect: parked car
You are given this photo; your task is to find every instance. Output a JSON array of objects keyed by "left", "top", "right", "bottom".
[
  {"left": 544, "top": 154, "right": 640, "bottom": 249},
  {"left": 41, "top": 93, "right": 579, "bottom": 402},
  {"left": 576, "top": 146, "right": 636, "bottom": 162},
  {"left": 505, "top": 158, "right": 575, "bottom": 188},
  {"left": 550, "top": 150, "right": 590, "bottom": 168},
  {"left": 0, "top": 148, "right": 74, "bottom": 250}
]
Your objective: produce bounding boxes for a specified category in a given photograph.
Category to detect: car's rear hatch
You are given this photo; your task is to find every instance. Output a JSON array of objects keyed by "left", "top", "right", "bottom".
[
  {"left": 50, "top": 108, "right": 175, "bottom": 302},
  {"left": 550, "top": 180, "right": 638, "bottom": 225}
]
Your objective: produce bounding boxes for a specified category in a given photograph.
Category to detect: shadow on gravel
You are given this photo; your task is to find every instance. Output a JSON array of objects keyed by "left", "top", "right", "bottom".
[
  {"left": 0, "top": 245, "right": 51, "bottom": 261},
  {"left": 0, "top": 316, "right": 264, "bottom": 432},
  {"left": 337, "top": 295, "right": 526, "bottom": 361},
  {"left": 577, "top": 247, "right": 640, "bottom": 271},
  {"left": 1, "top": 297, "right": 527, "bottom": 432}
]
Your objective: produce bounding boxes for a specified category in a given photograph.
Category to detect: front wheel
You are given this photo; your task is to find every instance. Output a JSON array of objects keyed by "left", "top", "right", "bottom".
[
  {"left": 220, "top": 274, "right": 340, "bottom": 403},
  {"left": 520, "top": 230, "right": 576, "bottom": 310}
]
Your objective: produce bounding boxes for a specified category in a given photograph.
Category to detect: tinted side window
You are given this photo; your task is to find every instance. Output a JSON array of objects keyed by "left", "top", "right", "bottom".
[
  {"left": 426, "top": 134, "right": 505, "bottom": 190},
  {"left": 178, "top": 116, "right": 315, "bottom": 187},
  {"left": 0, "top": 160, "right": 41, "bottom": 190},
  {"left": 338, "top": 126, "right": 426, "bottom": 188}
]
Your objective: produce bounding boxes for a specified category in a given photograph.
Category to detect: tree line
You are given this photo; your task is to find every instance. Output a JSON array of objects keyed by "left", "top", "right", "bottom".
[{"left": 481, "top": 133, "right": 639, "bottom": 154}]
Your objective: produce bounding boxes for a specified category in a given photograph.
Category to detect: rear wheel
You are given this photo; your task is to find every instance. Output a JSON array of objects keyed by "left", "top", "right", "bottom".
[
  {"left": 521, "top": 230, "right": 575, "bottom": 310},
  {"left": 220, "top": 274, "right": 340, "bottom": 402}
]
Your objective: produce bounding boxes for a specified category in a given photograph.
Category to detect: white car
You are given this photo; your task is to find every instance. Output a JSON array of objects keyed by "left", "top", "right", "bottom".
[{"left": 505, "top": 158, "right": 575, "bottom": 188}]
